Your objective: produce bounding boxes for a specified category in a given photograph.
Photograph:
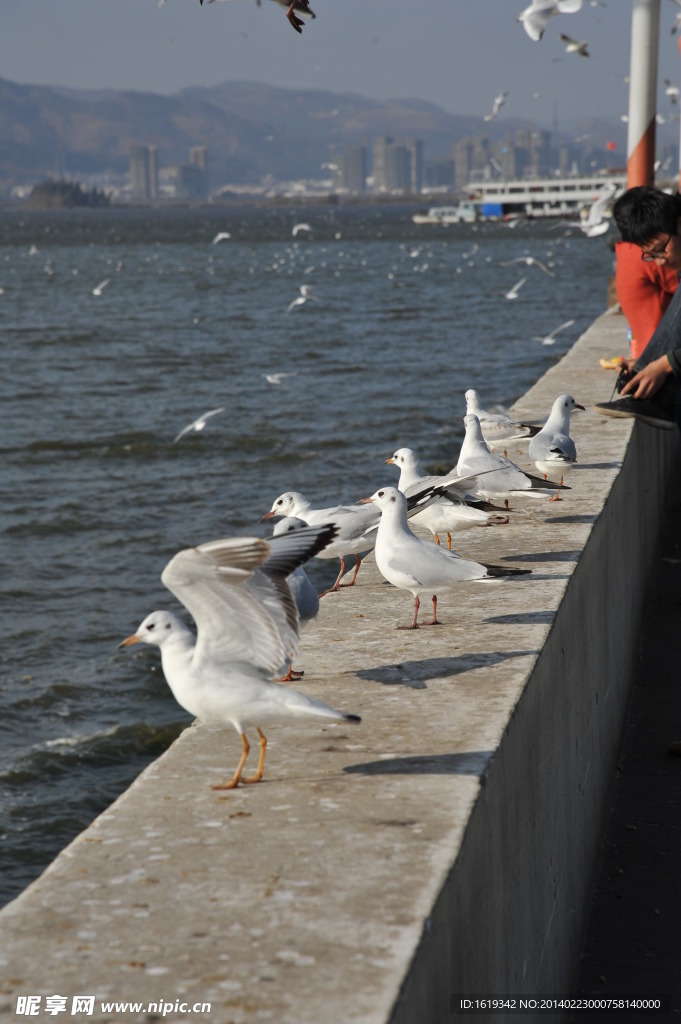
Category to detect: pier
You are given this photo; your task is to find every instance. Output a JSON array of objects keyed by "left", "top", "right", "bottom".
[{"left": 1, "top": 309, "right": 678, "bottom": 1022}]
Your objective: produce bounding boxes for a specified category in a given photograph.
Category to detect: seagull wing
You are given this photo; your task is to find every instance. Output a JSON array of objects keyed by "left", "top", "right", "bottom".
[
  {"left": 162, "top": 537, "right": 289, "bottom": 675},
  {"left": 550, "top": 318, "right": 576, "bottom": 337}
]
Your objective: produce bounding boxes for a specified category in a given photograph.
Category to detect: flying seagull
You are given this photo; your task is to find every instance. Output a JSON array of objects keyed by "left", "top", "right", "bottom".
[
  {"left": 518, "top": 0, "right": 583, "bottom": 42},
  {"left": 505, "top": 277, "right": 527, "bottom": 300},
  {"left": 559, "top": 33, "right": 590, "bottom": 57},
  {"left": 200, "top": 0, "right": 316, "bottom": 33},
  {"left": 532, "top": 318, "right": 576, "bottom": 346},
  {"left": 484, "top": 91, "right": 508, "bottom": 122},
  {"left": 172, "top": 407, "right": 226, "bottom": 444}
]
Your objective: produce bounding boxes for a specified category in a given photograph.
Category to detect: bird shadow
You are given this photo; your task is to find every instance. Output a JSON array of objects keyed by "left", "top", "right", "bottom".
[
  {"left": 344, "top": 750, "right": 494, "bottom": 777},
  {"left": 503, "top": 549, "right": 580, "bottom": 563},
  {"left": 547, "top": 513, "right": 598, "bottom": 525},
  {"left": 355, "top": 650, "right": 535, "bottom": 689},
  {"left": 485, "top": 610, "right": 555, "bottom": 625},
  {"left": 575, "top": 461, "right": 622, "bottom": 470}
]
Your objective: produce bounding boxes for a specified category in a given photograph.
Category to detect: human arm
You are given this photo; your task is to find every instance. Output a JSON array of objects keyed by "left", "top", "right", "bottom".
[{"left": 621, "top": 353, "right": 675, "bottom": 399}]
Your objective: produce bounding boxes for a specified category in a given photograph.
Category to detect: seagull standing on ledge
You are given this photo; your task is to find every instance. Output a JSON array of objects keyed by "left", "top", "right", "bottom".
[
  {"left": 528, "top": 394, "right": 584, "bottom": 478},
  {"left": 119, "top": 524, "right": 359, "bottom": 790},
  {"left": 457, "top": 414, "right": 567, "bottom": 499},
  {"left": 262, "top": 491, "right": 380, "bottom": 595},
  {"left": 464, "top": 389, "right": 541, "bottom": 444},
  {"left": 359, "top": 487, "right": 530, "bottom": 630}
]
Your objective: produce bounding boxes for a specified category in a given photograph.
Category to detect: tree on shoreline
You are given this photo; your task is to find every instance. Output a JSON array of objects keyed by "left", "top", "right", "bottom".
[{"left": 28, "top": 180, "right": 110, "bottom": 209}]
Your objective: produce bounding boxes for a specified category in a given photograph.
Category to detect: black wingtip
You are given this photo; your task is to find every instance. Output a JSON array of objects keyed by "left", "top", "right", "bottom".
[
  {"left": 485, "top": 565, "right": 532, "bottom": 577},
  {"left": 344, "top": 713, "right": 362, "bottom": 724}
]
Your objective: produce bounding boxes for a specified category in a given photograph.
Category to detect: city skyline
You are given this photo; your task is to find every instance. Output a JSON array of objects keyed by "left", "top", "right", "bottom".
[{"left": 5, "top": 0, "right": 681, "bottom": 138}]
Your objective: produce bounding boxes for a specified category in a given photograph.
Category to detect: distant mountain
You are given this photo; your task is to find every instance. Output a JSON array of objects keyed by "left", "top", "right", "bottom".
[{"left": 0, "top": 76, "right": 564, "bottom": 189}]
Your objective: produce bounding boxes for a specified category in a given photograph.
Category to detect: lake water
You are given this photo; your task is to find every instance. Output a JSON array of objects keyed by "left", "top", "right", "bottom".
[{"left": 0, "top": 203, "right": 615, "bottom": 906}]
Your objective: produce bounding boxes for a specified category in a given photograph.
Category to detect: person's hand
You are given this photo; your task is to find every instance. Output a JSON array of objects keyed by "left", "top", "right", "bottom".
[{"left": 621, "top": 355, "right": 673, "bottom": 399}]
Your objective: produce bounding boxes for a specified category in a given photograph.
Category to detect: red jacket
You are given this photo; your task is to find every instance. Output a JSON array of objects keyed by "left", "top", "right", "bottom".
[{"left": 615, "top": 241, "right": 678, "bottom": 358}]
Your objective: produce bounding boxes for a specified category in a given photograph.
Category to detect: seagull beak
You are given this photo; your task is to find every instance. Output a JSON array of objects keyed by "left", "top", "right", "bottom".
[
  {"left": 118, "top": 634, "right": 141, "bottom": 649},
  {"left": 356, "top": 496, "right": 374, "bottom": 505},
  {"left": 260, "top": 510, "right": 276, "bottom": 521},
  {"left": 575, "top": 403, "right": 586, "bottom": 411},
  {"left": 385, "top": 457, "right": 396, "bottom": 464}
]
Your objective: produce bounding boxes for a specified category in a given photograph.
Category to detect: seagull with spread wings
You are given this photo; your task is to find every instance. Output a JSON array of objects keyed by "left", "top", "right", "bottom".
[{"left": 120, "top": 524, "right": 359, "bottom": 790}]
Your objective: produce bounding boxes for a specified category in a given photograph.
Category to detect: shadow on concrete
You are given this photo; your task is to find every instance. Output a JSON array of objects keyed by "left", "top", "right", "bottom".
[
  {"left": 506, "top": 549, "right": 581, "bottom": 563},
  {"left": 486, "top": 610, "right": 555, "bottom": 625},
  {"left": 344, "top": 750, "right": 494, "bottom": 777},
  {"left": 355, "top": 651, "right": 535, "bottom": 689},
  {"left": 549, "top": 513, "right": 599, "bottom": 525}
]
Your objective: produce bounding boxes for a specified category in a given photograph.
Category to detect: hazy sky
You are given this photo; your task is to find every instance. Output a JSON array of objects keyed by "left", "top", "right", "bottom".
[{"left": 4, "top": 1, "right": 681, "bottom": 134}]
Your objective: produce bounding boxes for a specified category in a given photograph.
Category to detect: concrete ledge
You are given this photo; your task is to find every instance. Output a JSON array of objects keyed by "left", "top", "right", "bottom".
[{"left": 1, "top": 311, "right": 678, "bottom": 1023}]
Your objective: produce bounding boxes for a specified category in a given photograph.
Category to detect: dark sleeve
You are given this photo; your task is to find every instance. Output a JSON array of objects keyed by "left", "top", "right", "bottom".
[{"left": 668, "top": 349, "right": 681, "bottom": 376}]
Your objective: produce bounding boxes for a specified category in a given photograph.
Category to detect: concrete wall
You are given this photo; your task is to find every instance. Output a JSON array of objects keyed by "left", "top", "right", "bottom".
[{"left": 0, "top": 311, "right": 678, "bottom": 1023}]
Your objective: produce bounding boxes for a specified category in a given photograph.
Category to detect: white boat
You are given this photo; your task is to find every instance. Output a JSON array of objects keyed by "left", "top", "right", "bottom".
[
  {"left": 465, "top": 172, "right": 626, "bottom": 221},
  {"left": 412, "top": 201, "right": 477, "bottom": 225}
]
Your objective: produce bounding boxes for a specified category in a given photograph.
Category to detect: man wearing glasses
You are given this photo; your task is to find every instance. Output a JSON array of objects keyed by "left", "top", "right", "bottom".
[{"left": 596, "top": 186, "right": 681, "bottom": 430}]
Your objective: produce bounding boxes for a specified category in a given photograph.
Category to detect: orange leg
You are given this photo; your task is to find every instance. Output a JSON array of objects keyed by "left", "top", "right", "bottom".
[
  {"left": 320, "top": 557, "right": 346, "bottom": 597},
  {"left": 398, "top": 595, "right": 420, "bottom": 630},
  {"left": 548, "top": 475, "right": 564, "bottom": 503},
  {"left": 243, "top": 729, "right": 267, "bottom": 785},
  {"left": 212, "top": 732, "right": 250, "bottom": 790},
  {"left": 339, "top": 553, "right": 362, "bottom": 588},
  {"left": 275, "top": 661, "right": 304, "bottom": 682},
  {"left": 446, "top": 533, "right": 452, "bottom": 551},
  {"left": 422, "top": 594, "right": 441, "bottom": 626}
]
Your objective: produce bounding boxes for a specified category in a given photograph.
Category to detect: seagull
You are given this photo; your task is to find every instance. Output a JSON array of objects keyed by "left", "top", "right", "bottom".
[
  {"left": 386, "top": 447, "right": 510, "bottom": 549},
  {"left": 518, "top": 0, "right": 583, "bottom": 42},
  {"left": 270, "top": 517, "right": 321, "bottom": 680},
  {"left": 262, "top": 492, "right": 380, "bottom": 595},
  {"left": 212, "top": 232, "right": 232, "bottom": 244},
  {"left": 292, "top": 222, "right": 312, "bottom": 237},
  {"left": 263, "top": 371, "right": 298, "bottom": 385},
  {"left": 505, "top": 277, "right": 527, "bottom": 300},
  {"left": 528, "top": 394, "right": 584, "bottom": 478},
  {"left": 457, "top": 414, "right": 567, "bottom": 499},
  {"left": 92, "top": 278, "right": 111, "bottom": 296},
  {"left": 578, "top": 187, "right": 618, "bottom": 237},
  {"left": 172, "top": 406, "right": 226, "bottom": 444},
  {"left": 559, "top": 33, "right": 590, "bottom": 57},
  {"left": 532, "top": 318, "right": 576, "bottom": 346},
  {"left": 286, "top": 284, "right": 319, "bottom": 315},
  {"left": 358, "top": 487, "right": 529, "bottom": 630},
  {"left": 201, "top": 0, "right": 316, "bottom": 33},
  {"left": 500, "top": 255, "right": 555, "bottom": 277},
  {"left": 119, "top": 524, "right": 359, "bottom": 790},
  {"left": 464, "top": 389, "right": 542, "bottom": 444},
  {"left": 484, "top": 91, "right": 508, "bottom": 122}
]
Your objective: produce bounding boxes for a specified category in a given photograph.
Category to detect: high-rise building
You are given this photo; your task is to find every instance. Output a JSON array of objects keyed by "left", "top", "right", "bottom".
[
  {"left": 147, "top": 144, "right": 158, "bottom": 200},
  {"left": 129, "top": 145, "right": 150, "bottom": 199},
  {"left": 129, "top": 144, "right": 158, "bottom": 200},
  {"left": 406, "top": 140, "right": 424, "bottom": 194},
  {"left": 342, "top": 145, "right": 366, "bottom": 193},
  {"left": 371, "top": 136, "right": 393, "bottom": 191}
]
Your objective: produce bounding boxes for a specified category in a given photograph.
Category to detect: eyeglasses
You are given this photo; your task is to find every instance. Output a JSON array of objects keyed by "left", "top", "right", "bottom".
[{"left": 641, "top": 232, "right": 675, "bottom": 262}]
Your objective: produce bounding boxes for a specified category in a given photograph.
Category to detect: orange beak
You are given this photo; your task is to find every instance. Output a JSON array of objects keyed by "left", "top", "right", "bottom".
[
  {"left": 118, "top": 634, "right": 142, "bottom": 649},
  {"left": 385, "top": 457, "right": 395, "bottom": 464},
  {"left": 356, "top": 496, "right": 374, "bottom": 505},
  {"left": 260, "top": 510, "right": 276, "bottom": 521}
]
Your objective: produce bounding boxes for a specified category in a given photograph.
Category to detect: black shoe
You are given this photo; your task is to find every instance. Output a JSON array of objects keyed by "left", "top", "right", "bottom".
[{"left": 595, "top": 396, "right": 677, "bottom": 430}]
